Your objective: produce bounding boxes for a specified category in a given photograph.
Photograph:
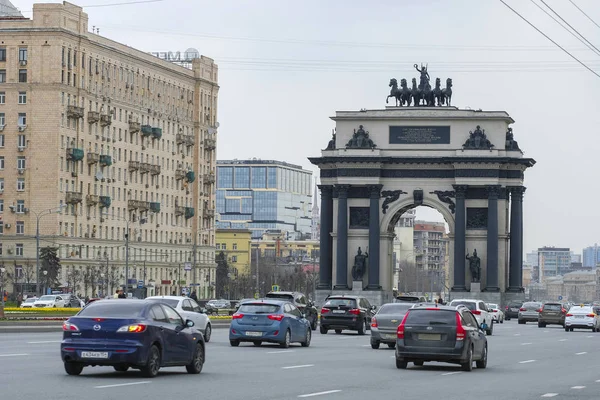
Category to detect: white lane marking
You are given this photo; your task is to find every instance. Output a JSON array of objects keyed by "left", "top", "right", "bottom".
[
  {"left": 514, "top": 333, "right": 521, "bottom": 336},
  {"left": 298, "top": 390, "right": 342, "bottom": 398},
  {"left": 541, "top": 394, "right": 558, "bottom": 398},
  {"left": 94, "top": 381, "right": 151, "bottom": 389},
  {"left": 519, "top": 359, "right": 536, "bottom": 364},
  {"left": 596, "top": 379, "right": 600, "bottom": 382},
  {"left": 576, "top": 352, "right": 587, "bottom": 355},
  {"left": 27, "top": 340, "right": 62, "bottom": 344},
  {"left": 0, "top": 353, "right": 29, "bottom": 357},
  {"left": 521, "top": 342, "right": 532, "bottom": 345},
  {"left": 283, "top": 364, "right": 314, "bottom": 370},
  {"left": 559, "top": 339, "right": 568, "bottom": 342},
  {"left": 441, "top": 371, "right": 462, "bottom": 376},
  {"left": 361, "top": 345, "right": 371, "bottom": 347},
  {"left": 571, "top": 386, "right": 586, "bottom": 389},
  {"left": 267, "top": 350, "right": 295, "bottom": 354},
  {"left": 586, "top": 336, "right": 593, "bottom": 338}
]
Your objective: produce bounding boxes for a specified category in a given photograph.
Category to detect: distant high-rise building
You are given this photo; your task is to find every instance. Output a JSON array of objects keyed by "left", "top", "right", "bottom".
[
  {"left": 413, "top": 220, "right": 448, "bottom": 271},
  {"left": 583, "top": 244, "right": 600, "bottom": 268},
  {"left": 538, "top": 247, "right": 572, "bottom": 281},
  {"left": 216, "top": 159, "right": 313, "bottom": 239},
  {"left": 526, "top": 251, "right": 539, "bottom": 267},
  {"left": 311, "top": 183, "right": 320, "bottom": 241},
  {"left": 393, "top": 209, "right": 416, "bottom": 291}
]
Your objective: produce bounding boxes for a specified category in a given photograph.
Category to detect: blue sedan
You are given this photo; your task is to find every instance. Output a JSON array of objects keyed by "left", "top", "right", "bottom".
[
  {"left": 60, "top": 299, "right": 205, "bottom": 377},
  {"left": 229, "top": 300, "right": 311, "bottom": 348}
]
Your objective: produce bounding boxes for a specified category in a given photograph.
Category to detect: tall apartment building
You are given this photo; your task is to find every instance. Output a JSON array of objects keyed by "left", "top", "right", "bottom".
[
  {"left": 0, "top": 2, "right": 218, "bottom": 298},
  {"left": 393, "top": 209, "right": 416, "bottom": 290},
  {"left": 216, "top": 159, "right": 313, "bottom": 239},
  {"left": 413, "top": 220, "right": 448, "bottom": 271},
  {"left": 537, "top": 247, "right": 571, "bottom": 281},
  {"left": 583, "top": 244, "right": 600, "bottom": 268}
]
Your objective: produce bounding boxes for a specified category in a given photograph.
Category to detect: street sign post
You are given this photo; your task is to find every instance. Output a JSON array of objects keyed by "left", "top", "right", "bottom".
[
  {"left": 558, "top": 295, "right": 563, "bottom": 300},
  {"left": 184, "top": 262, "right": 192, "bottom": 271},
  {"left": 254, "top": 292, "right": 260, "bottom": 299},
  {"left": 138, "top": 280, "right": 144, "bottom": 289},
  {"left": 271, "top": 285, "right": 279, "bottom": 292}
]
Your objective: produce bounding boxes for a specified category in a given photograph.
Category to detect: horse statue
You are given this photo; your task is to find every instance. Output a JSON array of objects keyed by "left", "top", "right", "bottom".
[
  {"left": 441, "top": 78, "right": 453, "bottom": 106},
  {"left": 421, "top": 82, "right": 434, "bottom": 106},
  {"left": 386, "top": 78, "right": 411, "bottom": 106},
  {"left": 433, "top": 78, "right": 443, "bottom": 106},
  {"left": 386, "top": 78, "right": 401, "bottom": 106},
  {"left": 410, "top": 78, "right": 422, "bottom": 106},
  {"left": 399, "top": 78, "right": 411, "bottom": 106}
]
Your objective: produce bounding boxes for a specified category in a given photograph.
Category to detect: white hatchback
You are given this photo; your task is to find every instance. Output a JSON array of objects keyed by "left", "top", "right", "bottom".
[
  {"left": 33, "top": 295, "right": 65, "bottom": 308},
  {"left": 449, "top": 298, "right": 494, "bottom": 335},
  {"left": 146, "top": 295, "right": 213, "bottom": 342},
  {"left": 487, "top": 303, "right": 504, "bottom": 324},
  {"left": 20, "top": 297, "right": 38, "bottom": 308},
  {"left": 565, "top": 305, "right": 600, "bottom": 332}
]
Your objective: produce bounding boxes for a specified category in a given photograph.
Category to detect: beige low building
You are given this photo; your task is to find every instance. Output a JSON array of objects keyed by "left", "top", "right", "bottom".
[
  {"left": 0, "top": 1, "right": 218, "bottom": 298},
  {"left": 545, "top": 271, "right": 597, "bottom": 303}
]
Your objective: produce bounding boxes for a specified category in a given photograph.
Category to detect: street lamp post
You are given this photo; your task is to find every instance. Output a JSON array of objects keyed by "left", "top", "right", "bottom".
[
  {"left": 42, "top": 270, "right": 48, "bottom": 295},
  {"left": 33, "top": 205, "right": 67, "bottom": 297},
  {"left": 102, "top": 212, "right": 131, "bottom": 296},
  {"left": 0, "top": 267, "right": 6, "bottom": 309}
]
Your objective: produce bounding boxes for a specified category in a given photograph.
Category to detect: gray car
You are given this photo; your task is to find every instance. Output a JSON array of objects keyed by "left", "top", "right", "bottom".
[
  {"left": 518, "top": 301, "right": 542, "bottom": 324},
  {"left": 370, "top": 303, "right": 413, "bottom": 349}
]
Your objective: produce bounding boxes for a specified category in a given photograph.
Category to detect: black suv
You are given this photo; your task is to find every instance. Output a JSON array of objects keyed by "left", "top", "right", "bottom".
[
  {"left": 320, "top": 295, "right": 376, "bottom": 335},
  {"left": 504, "top": 301, "right": 523, "bottom": 320},
  {"left": 264, "top": 291, "right": 319, "bottom": 330}
]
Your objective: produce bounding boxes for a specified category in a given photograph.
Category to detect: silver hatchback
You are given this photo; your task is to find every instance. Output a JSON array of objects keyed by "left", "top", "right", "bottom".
[
  {"left": 370, "top": 303, "right": 413, "bottom": 349},
  {"left": 518, "top": 301, "right": 542, "bottom": 324}
]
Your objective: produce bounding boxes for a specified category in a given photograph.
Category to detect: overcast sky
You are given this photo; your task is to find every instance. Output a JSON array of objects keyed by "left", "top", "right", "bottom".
[{"left": 14, "top": 0, "right": 600, "bottom": 255}]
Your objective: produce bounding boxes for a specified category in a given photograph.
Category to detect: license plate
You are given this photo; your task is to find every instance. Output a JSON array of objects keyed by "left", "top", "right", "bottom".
[
  {"left": 418, "top": 333, "right": 441, "bottom": 341},
  {"left": 81, "top": 351, "right": 109, "bottom": 359},
  {"left": 385, "top": 334, "right": 397, "bottom": 339},
  {"left": 332, "top": 310, "right": 346, "bottom": 314},
  {"left": 575, "top": 315, "right": 584, "bottom": 319},
  {"left": 245, "top": 331, "right": 262, "bottom": 337},
  {"left": 511, "top": 308, "right": 518, "bottom": 311}
]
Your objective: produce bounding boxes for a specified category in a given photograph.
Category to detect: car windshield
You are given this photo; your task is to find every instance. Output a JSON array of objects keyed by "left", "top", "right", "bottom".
[
  {"left": 39, "top": 296, "right": 55, "bottom": 301},
  {"left": 325, "top": 298, "right": 356, "bottom": 307},
  {"left": 24, "top": 298, "right": 36, "bottom": 303},
  {"left": 238, "top": 304, "right": 280, "bottom": 314},
  {"left": 450, "top": 301, "right": 476, "bottom": 311},
  {"left": 488, "top": 304, "right": 498, "bottom": 309},
  {"left": 77, "top": 302, "right": 145, "bottom": 317},
  {"left": 146, "top": 299, "right": 179, "bottom": 308},
  {"left": 523, "top": 302, "right": 541, "bottom": 308},
  {"left": 543, "top": 304, "right": 562, "bottom": 311},
  {"left": 265, "top": 293, "right": 294, "bottom": 300},
  {"left": 377, "top": 303, "right": 412, "bottom": 314},
  {"left": 405, "top": 309, "right": 456, "bottom": 325},
  {"left": 568, "top": 306, "right": 592, "bottom": 313}
]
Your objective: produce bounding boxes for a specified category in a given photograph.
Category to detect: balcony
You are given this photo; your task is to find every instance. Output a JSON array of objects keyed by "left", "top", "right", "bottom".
[
  {"left": 87, "top": 111, "right": 100, "bottom": 123},
  {"left": 67, "top": 105, "right": 84, "bottom": 119},
  {"left": 150, "top": 202, "right": 161, "bottom": 213},
  {"left": 203, "top": 173, "right": 216, "bottom": 184},
  {"left": 99, "top": 196, "right": 111, "bottom": 208},
  {"left": 185, "top": 207, "right": 195, "bottom": 219},
  {"left": 204, "top": 137, "right": 216, "bottom": 150},
  {"left": 151, "top": 127, "right": 162, "bottom": 140},
  {"left": 141, "top": 125, "right": 153, "bottom": 137},
  {"left": 128, "top": 200, "right": 150, "bottom": 211},
  {"left": 176, "top": 133, "right": 185, "bottom": 145},
  {"left": 185, "top": 135, "right": 195, "bottom": 147},
  {"left": 149, "top": 164, "right": 161, "bottom": 175},
  {"left": 205, "top": 208, "right": 215, "bottom": 218},
  {"left": 139, "top": 163, "right": 151, "bottom": 174},
  {"left": 129, "top": 121, "right": 141, "bottom": 133},
  {"left": 100, "top": 114, "right": 112, "bottom": 127},
  {"left": 66, "top": 148, "right": 84, "bottom": 162},
  {"left": 186, "top": 171, "right": 195, "bottom": 183},
  {"left": 66, "top": 191, "right": 83, "bottom": 204},
  {"left": 86, "top": 194, "right": 100, "bottom": 205},
  {"left": 87, "top": 152, "right": 100, "bottom": 164},
  {"left": 175, "top": 206, "right": 186, "bottom": 216},
  {"left": 99, "top": 155, "right": 112, "bottom": 166},
  {"left": 175, "top": 169, "right": 186, "bottom": 180},
  {"left": 128, "top": 160, "right": 140, "bottom": 171}
]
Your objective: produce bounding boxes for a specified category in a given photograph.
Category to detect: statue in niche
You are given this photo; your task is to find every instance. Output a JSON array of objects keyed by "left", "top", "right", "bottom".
[
  {"left": 346, "top": 125, "right": 377, "bottom": 149},
  {"left": 466, "top": 249, "right": 481, "bottom": 282},
  {"left": 463, "top": 125, "right": 495, "bottom": 150},
  {"left": 325, "top": 129, "right": 336, "bottom": 150},
  {"left": 352, "top": 247, "right": 368, "bottom": 281}
]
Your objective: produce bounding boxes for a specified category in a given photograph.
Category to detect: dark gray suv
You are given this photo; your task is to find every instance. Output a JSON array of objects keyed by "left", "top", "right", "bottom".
[{"left": 320, "top": 295, "right": 376, "bottom": 335}]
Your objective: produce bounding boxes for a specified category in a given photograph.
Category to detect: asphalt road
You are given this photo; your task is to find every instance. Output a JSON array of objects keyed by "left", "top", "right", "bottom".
[{"left": 1, "top": 321, "right": 599, "bottom": 400}]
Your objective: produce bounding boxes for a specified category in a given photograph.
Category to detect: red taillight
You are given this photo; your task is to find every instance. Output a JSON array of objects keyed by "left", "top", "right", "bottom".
[
  {"left": 267, "top": 314, "right": 284, "bottom": 321},
  {"left": 505, "top": 306, "right": 509, "bottom": 310},
  {"left": 425, "top": 308, "right": 440, "bottom": 311},
  {"left": 117, "top": 324, "right": 146, "bottom": 333},
  {"left": 561, "top": 308, "right": 566, "bottom": 313},
  {"left": 536, "top": 309, "right": 543, "bottom": 313},
  {"left": 63, "top": 347, "right": 75, "bottom": 352},
  {"left": 519, "top": 308, "right": 526, "bottom": 311},
  {"left": 115, "top": 349, "right": 128, "bottom": 353},
  {"left": 232, "top": 313, "right": 244, "bottom": 320},
  {"left": 587, "top": 314, "right": 596, "bottom": 317},
  {"left": 471, "top": 310, "right": 481, "bottom": 315},
  {"left": 397, "top": 313, "right": 409, "bottom": 339},
  {"left": 321, "top": 308, "right": 330, "bottom": 314},
  {"left": 371, "top": 317, "right": 378, "bottom": 328},
  {"left": 349, "top": 309, "right": 361, "bottom": 315},
  {"left": 492, "top": 309, "right": 498, "bottom": 312},
  {"left": 456, "top": 312, "right": 466, "bottom": 341},
  {"left": 92, "top": 318, "right": 105, "bottom": 322},
  {"left": 566, "top": 313, "right": 573, "bottom": 317},
  {"left": 62, "top": 322, "right": 79, "bottom": 332}
]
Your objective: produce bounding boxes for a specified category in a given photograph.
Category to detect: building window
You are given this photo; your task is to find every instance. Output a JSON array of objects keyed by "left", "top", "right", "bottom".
[
  {"left": 19, "top": 69, "right": 27, "bottom": 83},
  {"left": 0, "top": 178, "right": 4, "bottom": 191},
  {"left": 18, "top": 92, "right": 26, "bottom": 104},
  {"left": 16, "top": 221, "right": 24, "bottom": 235},
  {"left": 231, "top": 255, "right": 238, "bottom": 262},
  {"left": 0, "top": 135, "right": 4, "bottom": 147},
  {"left": 17, "top": 156, "right": 26, "bottom": 170},
  {"left": 16, "top": 199, "right": 25, "bottom": 213},
  {"left": 18, "top": 47, "right": 27, "bottom": 62},
  {"left": 215, "top": 244, "right": 221, "bottom": 250},
  {"left": 17, "top": 178, "right": 25, "bottom": 191},
  {"left": 0, "top": 199, "right": 3, "bottom": 212},
  {"left": 0, "top": 113, "right": 4, "bottom": 126},
  {"left": 18, "top": 134, "right": 25, "bottom": 148},
  {"left": 0, "top": 70, "right": 5, "bottom": 83},
  {"left": 233, "top": 243, "right": 238, "bottom": 250},
  {"left": 222, "top": 244, "right": 227, "bottom": 250},
  {"left": 16, "top": 243, "right": 24, "bottom": 256},
  {"left": 0, "top": 156, "right": 3, "bottom": 170},
  {"left": 0, "top": 92, "right": 4, "bottom": 104},
  {"left": 0, "top": 47, "right": 5, "bottom": 61},
  {"left": 18, "top": 113, "right": 26, "bottom": 126}
]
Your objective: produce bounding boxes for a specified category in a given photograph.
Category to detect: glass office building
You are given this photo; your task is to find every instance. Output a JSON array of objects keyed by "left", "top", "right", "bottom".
[{"left": 216, "top": 160, "right": 313, "bottom": 239}]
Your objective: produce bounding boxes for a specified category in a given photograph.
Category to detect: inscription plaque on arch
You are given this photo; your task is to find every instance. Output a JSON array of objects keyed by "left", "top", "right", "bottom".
[{"left": 389, "top": 126, "right": 451, "bottom": 144}]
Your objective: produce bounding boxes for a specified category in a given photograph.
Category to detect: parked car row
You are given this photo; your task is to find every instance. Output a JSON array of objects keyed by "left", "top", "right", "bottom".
[{"left": 21, "top": 294, "right": 85, "bottom": 309}]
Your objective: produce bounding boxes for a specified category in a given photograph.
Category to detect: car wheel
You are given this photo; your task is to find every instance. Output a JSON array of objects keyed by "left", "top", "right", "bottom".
[
  {"left": 64, "top": 362, "right": 84, "bottom": 376},
  {"left": 301, "top": 329, "right": 311, "bottom": 347},
  {"left": 253, "top": 341, "right": 262, "bottom": 347},
  {"left": 387, "top": 343, "right": 396, "bottom": 349},
  {"left": 395, "top": 358, "right": 408, "bottom": 369},
  {"left": 371, "top": 341, "right": 380, "bottom": 349},
  {"left": 486, "top": 321, "right": 493, "bottom": 336},
  {"left": 500, "top": 317, "right": 504, "bottom": 324},
  {"left": 140, "top": 345, "right": 161, "bottom": 378},
  {"left": 476, "top": 344, "right": 488, "bottom": 369},
  {"left": 335, "top": 329, "right": 342, "bottom": 334},
  {"left": 320, "top": 325, "right": 328, "bottom": 335},
  {"left": 413, "top": 360, "right": 424, "bottom": 366},
  {"left": 358, "top": 320, "right": 366, "bottom": 336},
  {"left": 311, "top": 317, "right": 318, "bottom": 331},
  {"left": 230, "top": 340, "right": 240, "bottom": 347},
  {"left": 537, "top": 322, "right": 543, "bottom": 328},
  {"left": 186, "top": 343, "right": 204, "bottom": 374},
  {"left": 506, "top": 317, "right": 510, "bottom": 321},
  {"left": 565, "top": 326, "right": 569, "bottom": 332},
  {"left": 461, "top": 346, "right": 473, "bottom": 372},
  {"left": 204, "top": 324, "right": 212, "bottom": 343},
  {"left": 518, "top": 319, "right": 525, "bottom": 324},
  {"left": 280, "top": 330, "right": 291, "bottom": 348},
  {"left": 113, "top": 365, "right": 129, "bottom": 372}
]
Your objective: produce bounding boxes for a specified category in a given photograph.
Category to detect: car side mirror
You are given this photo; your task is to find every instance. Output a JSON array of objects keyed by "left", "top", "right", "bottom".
[
  {"left": 480, "top": 323, "right": 487, "bottom": 331},
  {"left": 371, "top": 305, "right": 377, "bottom": 311},
  {"left": 185, "top": 319, "right": 195, "bottom": 328},
  {"left": 301, "top": 313, "right": 306, "bottom": 319}
]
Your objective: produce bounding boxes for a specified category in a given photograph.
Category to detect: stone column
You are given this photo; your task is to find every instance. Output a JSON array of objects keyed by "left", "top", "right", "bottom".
[
  {"left": 485, "top": 185, "right": 501, "bottom": 292},
  {"left": 452, "top": 185, "right": 468, "bottom": 291},
  {"left": 507, "top": 187, "right": 526, "bottom": 292},
  {"left": 334, "top": 185, "right": 350, "bottom": 289},
  {"left": 318, "top": 185, "right": 333, "bottom": 289},
  {"left": 367, "top": 185, "right": 383, "bottom": 290}
]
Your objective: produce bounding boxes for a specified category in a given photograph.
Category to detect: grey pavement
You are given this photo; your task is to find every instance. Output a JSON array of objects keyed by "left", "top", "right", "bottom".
[{"left": 0, "top": 321, "right": 599, "bottom": 400}]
